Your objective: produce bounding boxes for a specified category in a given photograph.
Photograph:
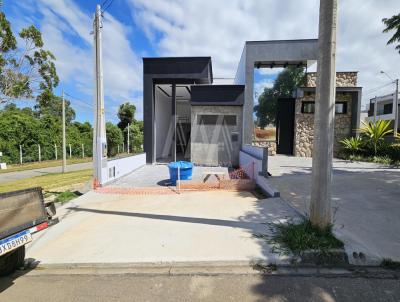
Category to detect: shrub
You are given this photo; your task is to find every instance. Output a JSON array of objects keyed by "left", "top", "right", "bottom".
[
  {"left": 340, "top": 137, "right": 363, "bottom": 155},
  {"left": 358, "top": 120, "right": 393, "bottom": 155}
]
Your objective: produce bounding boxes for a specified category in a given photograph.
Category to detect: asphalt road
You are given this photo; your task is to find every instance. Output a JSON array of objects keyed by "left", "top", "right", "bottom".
[
  {"left": 1, "top": 269, "right": 399, "bottom": 302},
  {"left": 0, "top": 162, "right": 92, "bottom": 183}
]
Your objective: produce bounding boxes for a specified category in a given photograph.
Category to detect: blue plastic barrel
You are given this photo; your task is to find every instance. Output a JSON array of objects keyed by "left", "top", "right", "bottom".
[{"left": 168, "top": 161, "right": 193, "bottom": 185}]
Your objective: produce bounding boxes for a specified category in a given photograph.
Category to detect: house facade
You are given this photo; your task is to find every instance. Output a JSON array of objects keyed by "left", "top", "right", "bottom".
[
  {"left": 142, "top": 39, "right": 361, "bottom": 165},
  {"left": 365, "top": 93, "right": 400, "bottom": 131}
]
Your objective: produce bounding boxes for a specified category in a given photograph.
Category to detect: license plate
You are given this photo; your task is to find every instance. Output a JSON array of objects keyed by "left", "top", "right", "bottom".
[{"left": 0, "top": 230, "right": 32, "bottom": 256}]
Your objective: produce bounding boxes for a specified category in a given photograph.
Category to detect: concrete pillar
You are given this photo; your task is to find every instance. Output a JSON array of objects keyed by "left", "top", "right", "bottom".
[
  {"left": 310, "top": 0, "right": 337, "bottom": 229},
  {"left": 171, "top": 83, "right": 176, "bottom": 162}
]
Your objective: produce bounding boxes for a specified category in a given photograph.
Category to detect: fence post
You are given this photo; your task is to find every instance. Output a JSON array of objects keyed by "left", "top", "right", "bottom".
[
  {"left": 117, "top": 145, "right": 119, "bottom": 154},
  {"left": 19, "top": 145, "right": 22, "bottom": 164},
  {"left": 69, "top": 144, "right": 72, "bottom": 158},
  {"left": 82, "top": 144, "right": 85, "bottom": 158},
  {"left": 38, "top": 144, "right": 41, "bottom": 162},
  {"left": 54, "top": 144, "right": 58, "bottom": 160}
]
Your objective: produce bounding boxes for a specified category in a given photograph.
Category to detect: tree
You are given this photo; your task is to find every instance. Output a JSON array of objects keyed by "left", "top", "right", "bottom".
[
  {"left": 117, "top": 102, "right": 136, "bottom": 131},
  {"left": 0, "top": 12, "right": 59, "bottom": 104},
  {"left": 106, "top": 122, "right": 123, "bottom": 157},
  {"left": 124, "top": 122, "right": 143, "bottom": 153},
  {"left": 254, "top": 66, "right": 306, "bottom": 127},
  {"left": 35, "top": 90, "right": 75, "bottom": 123},
  {"left": 383, "top": 13, "right": 400, "bottom": 53}
]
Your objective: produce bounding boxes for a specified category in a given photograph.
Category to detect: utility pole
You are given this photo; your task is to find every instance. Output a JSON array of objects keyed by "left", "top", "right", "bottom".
[
  {"left": 310, "top": 0, "right": 337, "bottom": 229},
  {"left": 19, "top": 145, "right": 22, "bottom": 164},
  {"left": 38, "top": 144, "right": 41, "bottom": 162},
  {"left": 93, "top": 4, "right": 107, "bottom": 186},
  {"left": 127, "top": 123, "right": 130, "bottom": 154},
  {"left": 62, "top": 89, "right": 67, "bottom": 173}
]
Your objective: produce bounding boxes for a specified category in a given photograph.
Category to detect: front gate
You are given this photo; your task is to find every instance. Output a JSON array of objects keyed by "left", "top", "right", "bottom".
[{"left": 276, "top": 98, "right": 295, "bottom": 155}]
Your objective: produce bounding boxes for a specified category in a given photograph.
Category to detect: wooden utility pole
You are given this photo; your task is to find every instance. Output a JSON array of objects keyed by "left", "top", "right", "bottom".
[
  {"left": 310, "top": 0, "right": 338, "bottom": 229},
  {"left": 62, "top": 89, "right": 67, "bottom": 173}
]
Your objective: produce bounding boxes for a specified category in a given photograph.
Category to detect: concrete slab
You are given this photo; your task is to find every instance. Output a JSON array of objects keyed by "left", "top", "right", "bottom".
[
  {"left": 26, "top": 191, "right": 300, "bottom": 265},
  {"left": 267, "top": 155, "right": 400, "bottom": 264},
  {"left": 109, "top": 164, "right": 229, "bottom": 188}
]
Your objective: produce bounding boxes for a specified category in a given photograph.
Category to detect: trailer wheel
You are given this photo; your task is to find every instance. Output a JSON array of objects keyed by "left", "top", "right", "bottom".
[{"left": 0, "top": 246, "right": 25, "bottom": 276}]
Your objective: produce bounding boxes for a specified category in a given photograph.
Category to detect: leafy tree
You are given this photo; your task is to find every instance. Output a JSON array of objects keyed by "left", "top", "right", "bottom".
[
  {"left": 117, "top": 102, "right": 136, "bottom": 130},
  {"left": 35, "top": 90, "right": 75, "bottom": 123},
  {"left": 106, "top": 122, "right": 123, "bottom": 157},
  {"left": 383, "top": 13, "right": 400, "bottom": 53},
  {"left": 254, "top": 66, "right": 306, "bottom": 127},
  {"left": 0, "top": 12, "right": 59, "bottom": 103},
  {"left": 124, "top": 122, "right": 143, "bottom": 153}
]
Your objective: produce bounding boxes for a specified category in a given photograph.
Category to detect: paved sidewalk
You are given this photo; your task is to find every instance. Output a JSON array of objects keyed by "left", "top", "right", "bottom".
[
  {"left": 26, "top": 190, "right": 299, "bottom": 265},
  {"left": 268, "top": 155, "right": 400, "bottom": 264}
]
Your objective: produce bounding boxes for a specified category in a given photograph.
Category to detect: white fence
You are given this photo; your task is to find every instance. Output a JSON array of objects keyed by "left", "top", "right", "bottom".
[
  {"left": 239, "top": 145, "right": 279, "bottom": 197},
  {"left": 100, "top": 153, "right": 146, "bottom": 186}
]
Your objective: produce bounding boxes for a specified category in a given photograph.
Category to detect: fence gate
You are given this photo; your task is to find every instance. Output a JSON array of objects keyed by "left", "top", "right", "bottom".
[{"left": 276, "top": 98, "right": 295, "bottom": 155}]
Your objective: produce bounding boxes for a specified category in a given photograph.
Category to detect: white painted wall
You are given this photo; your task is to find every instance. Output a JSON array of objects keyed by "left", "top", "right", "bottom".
[
  {"left": 155, "top": 88, "right": 172, "bottom": 159},
  {"left": 100, "top": 153, "right": 146, "bottom": 186}
]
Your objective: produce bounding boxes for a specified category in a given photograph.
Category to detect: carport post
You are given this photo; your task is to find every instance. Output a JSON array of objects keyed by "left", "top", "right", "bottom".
[
  {"left": 310, "top": 0, "right": 337, "bottom": 229},
  {"left": 171, "top": 83, "right": 176, "bottom": 162}
]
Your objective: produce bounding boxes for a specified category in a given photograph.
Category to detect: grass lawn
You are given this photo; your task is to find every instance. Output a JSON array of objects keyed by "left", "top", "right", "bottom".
[
  {"left": 0, "top": 157, "right": 92, "bottom": 174},
  {"left": 0, "top": 169, "right": 92, "bottom": 193}
]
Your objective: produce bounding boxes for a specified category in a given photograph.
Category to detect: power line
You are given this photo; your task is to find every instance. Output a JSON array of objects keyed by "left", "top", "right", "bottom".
[
  {"left": 101, "top": 0, "right": 115, "bottom": 13},
  {"left": 64, "top": 91, "right": 116, "bottom": 116},
  {"left": 363, "top": 81, "right": 393, "bottom": 95}
]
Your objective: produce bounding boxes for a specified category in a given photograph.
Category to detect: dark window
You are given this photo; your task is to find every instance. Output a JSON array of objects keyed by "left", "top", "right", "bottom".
[
  {"left": 301, "top": 102, "right": 315, "bottom": 113},
  {"left": 335, "top": 102, "right": 347, "bottom": 114},
  {"left": 231, "top": 133, "right": 239, "bottom": 142},
  {"left": 197, "top": 115, "right": 218, "bottom": 125},
  {"left": 383, "top": 103, "right": 393, "bottom": 114},
  {"left": 223, "top": 115, "right": 237, "bottom": 126},
  {"left": 197, "top": 115, "right": 237, "bottom": 126}
]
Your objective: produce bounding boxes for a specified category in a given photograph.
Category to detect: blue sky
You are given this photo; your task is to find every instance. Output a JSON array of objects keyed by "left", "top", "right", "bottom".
[{"left": 2, "top": 0, "right": 400, "bottom": 124}]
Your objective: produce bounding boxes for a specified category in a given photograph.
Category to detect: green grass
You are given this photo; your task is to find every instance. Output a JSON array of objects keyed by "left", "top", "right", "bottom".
[
  {"left": 0, "top": 169, "right": 92, "bottom": 193},
  {"left": 340, "top": 154, "right": 400, "bottom": 167},
  {"left": 54, "top": 191, "right": 80, "bottom": 204},
  {"left": 0, "top": 157, "right": 92, "bottom": 174},
  {"left": 257, "top": 219, "right": 344, "bottom": 255}
]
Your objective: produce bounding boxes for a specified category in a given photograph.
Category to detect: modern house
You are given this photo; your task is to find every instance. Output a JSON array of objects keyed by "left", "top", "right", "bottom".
[
  {"left": 142, "top": 39, "right": 362, "bottom": 165},
  {"left": 366, "top": 93, "right": 400, "bottom": 130}
]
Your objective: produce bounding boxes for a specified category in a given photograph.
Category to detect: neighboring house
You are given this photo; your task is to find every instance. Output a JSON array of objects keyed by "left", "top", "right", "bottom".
[
  {"left": 142, "top": 39, "right": 361, "bottom": 165},
  {"left": 365, "top": 93, "right": 400, "bottom": 129}
]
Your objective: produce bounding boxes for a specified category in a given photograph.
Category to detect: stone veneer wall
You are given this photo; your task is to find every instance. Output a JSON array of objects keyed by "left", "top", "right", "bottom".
[
  {"left": 252, "top": 140, "right": 276, "bottom": 156},
  {"left": 294, "top": 92, "right": 352, "bottom": 157},
  {"left": 306, "top": 72, "right": 358, "bottom": 87}
]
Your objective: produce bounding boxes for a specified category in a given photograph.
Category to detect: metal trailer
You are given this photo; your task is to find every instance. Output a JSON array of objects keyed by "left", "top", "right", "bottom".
[{"left": 0, "top": 187, "right": 56, "bottom": 276}]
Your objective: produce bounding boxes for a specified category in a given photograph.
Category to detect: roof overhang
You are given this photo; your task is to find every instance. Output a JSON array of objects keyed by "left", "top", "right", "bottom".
[{"left": 191, "top": 85, "right": 244, "bottom": 106}]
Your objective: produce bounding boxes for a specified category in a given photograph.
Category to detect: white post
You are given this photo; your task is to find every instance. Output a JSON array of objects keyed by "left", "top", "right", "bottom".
[
  {"left": 69, "top": 144, "right": 72, "bottom": 158},
  {"left": 19, "top": 145, "right": 22, "bottom": 164},
  {"left": 55, "top": 143, "right": 58, "bottom": 160},
  {"left": 127, "top": 123, "right": 130, "bottom": 154},
  {"left": 122, "top": 142, "right": 125, "bottom": 153},
  {"left": 373, "top": 96, "right": 377, "bottom": 121},
  {"left": 62, "top": 89, "right": 67, "bottom": 173},
  {"left": 117, "top": 145, "right": 119, "bottom": 154},
  {"left": 177, "top": 165, "right": 180, "bottom": 193},
  {"left": 394, "top": 79, "right": 399, "bottom": 136},
  {"left": 310, "top": 0, "right": 337, "bottom": 229},
  {"left": 93, "top": 4, "right": 107, "bottom": 186},
  {"left": 38, "top": 144, "right": 41, "bottom": 162},
  {"left": 82, "top": 143, "right": 85, "bottom": 158}
]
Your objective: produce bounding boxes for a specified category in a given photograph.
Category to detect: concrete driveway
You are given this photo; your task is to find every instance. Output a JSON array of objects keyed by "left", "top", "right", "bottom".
[
  {"left": 268, "top": 155, "right": 400, "bottom": 264},
  {"left": 26, "top": 190, "right": 299, "bottom": 265}
]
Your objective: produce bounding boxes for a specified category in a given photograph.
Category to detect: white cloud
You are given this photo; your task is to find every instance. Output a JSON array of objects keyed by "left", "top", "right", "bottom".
[
  {"left": 23, "top": 0, "right": 143, "bottom": 120},
  {"left": 254, "top": 79, "right": 274, "bottom": 105},
  {"left": 129, "top": 0, "right": 400, "bottom": 107}
]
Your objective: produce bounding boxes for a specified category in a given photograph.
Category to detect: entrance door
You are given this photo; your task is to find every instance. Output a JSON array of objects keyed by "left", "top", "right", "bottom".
[{"left": 276, "top": 98, "right": 295, "bottom": 155}]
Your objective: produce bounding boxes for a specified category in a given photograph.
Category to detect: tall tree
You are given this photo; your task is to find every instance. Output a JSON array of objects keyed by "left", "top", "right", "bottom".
[
  {"left": 117, "top": 102, "right": 136, "bottom": 130},
  {"left": 254, "top": 66, "right": 306, "bottom": 127},
  {"left": 383, "top": 13, "right": 400, "bottom": 53},
  {"left": 35, "top": 90, "right": 75, "bottom": 123},
  {"left": 0, "top": 12, "right": 59, "bottom": 103},
  {"left": 106, "top": 122, "right": 123, "bottom": 157}
]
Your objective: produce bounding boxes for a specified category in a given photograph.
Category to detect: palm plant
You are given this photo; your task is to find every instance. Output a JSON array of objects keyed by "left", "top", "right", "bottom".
[
  {"left": 340, "top": 137, "right": 363, "bottom": 155},
  {"left": 358, "top": 120, "right": 393, "bottom": 155}
]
